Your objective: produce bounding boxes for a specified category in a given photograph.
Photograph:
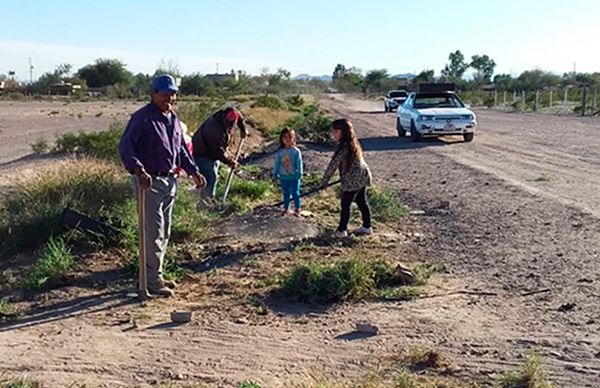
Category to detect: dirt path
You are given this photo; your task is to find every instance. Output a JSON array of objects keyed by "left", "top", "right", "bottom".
[
  {"left": 320, "top": 95, "right": 600, "bottom": 386},
  {"left": 0, "top": 100, "right": 139, "bottom": 166},
  {"left": 1, "top": 98, "right": 599, "bottom": 387}
]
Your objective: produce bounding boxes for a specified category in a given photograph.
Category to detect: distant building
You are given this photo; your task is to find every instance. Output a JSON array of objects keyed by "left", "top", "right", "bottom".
[
  {"left": 50, "top": 81, "right": 82, "bottom": 95},
  {"left": 204, "top": 70, "right": 239, "bottom": 83}
]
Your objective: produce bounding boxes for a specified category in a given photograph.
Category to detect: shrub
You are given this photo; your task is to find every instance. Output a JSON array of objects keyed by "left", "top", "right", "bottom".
[
  {"left": 281, "top": 104, "right": 332, "bottom": 143},
  {"left": 285, "top": 94, "right": 305, "bottom": 107},
  {"left": 30, "top": 138, "right": 49, "bottom": 154},
  {"left": 281, "top": 256, "right": 432, "bottom": 305},
  {"left": 22, "top": 236, "right": 74, "bottom": 290},
  {"left": 499, "top": 351, "right": 554, "bottom": 388},
  {"left": 54, "top": 121, "right": 123, "bottom": 161},
  {"left": 0, "top": 297, "right": 16, "bottom": 318},
  {"left": 177, "top": 98, "right": 225, "bottom": 133},
  {"left": 282, "top": 257, "right": 376, "bottom": 304},
  {"left": 252, "top": 95, "right": 287, "bottom": 110},
  {"left": 242, "top": 107, "right": 297, "bottom": 138},
  {"left": 0, "top": 158, "right": 130, "bottom": 253},
  {"left": 368, "top": 187, "right": 406, "bottom": 222},
  {"left": 0, "top": 376, "right": 41, "bottom": 388}
]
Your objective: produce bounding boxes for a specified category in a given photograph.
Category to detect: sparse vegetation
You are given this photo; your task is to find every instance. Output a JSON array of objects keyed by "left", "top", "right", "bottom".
[
  {"left": 252, "top": 95, "right": 288, "bottom": 110},
  {"left": 498, "top": 351, "right": 554, "bottom": 388},
  {"left": 0, "top": 158, "right": 130, "bottom": 253},
  {"left": 53, "top": 121, "right": 124, "bottom": 161},
  {"left": 535, "top": 173, "right": 551, "bottom": 182},
  {"left": 368, "top": 186, "right": 406, "bottom": 222},
  {"left": 22, "top": 236, "right": 74, "bottom": 290},
  {"left": 30, "top": 137, "right": 49, "bottom": 154},
  {"left": 0, "top": 376, "right": 41, "bottom": 388},
  {"left": 281, "top": 104, "right": 333, "bottom": 143},
  {"left": 0, "top": 297, "right": 17, "bottom": 318},
  {"left": 281, "top": 256, "right": 426, "bottom": 304}
]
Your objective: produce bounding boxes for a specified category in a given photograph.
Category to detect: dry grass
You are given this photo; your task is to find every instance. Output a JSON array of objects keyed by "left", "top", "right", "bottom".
[{"left": 242, "top": 107, "right": 297, "bottom": 137}]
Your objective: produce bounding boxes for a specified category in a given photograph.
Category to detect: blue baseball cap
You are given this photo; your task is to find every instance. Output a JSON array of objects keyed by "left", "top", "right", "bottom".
[{"left": 152, "top": 74, "right": 179, "bottom": 93}]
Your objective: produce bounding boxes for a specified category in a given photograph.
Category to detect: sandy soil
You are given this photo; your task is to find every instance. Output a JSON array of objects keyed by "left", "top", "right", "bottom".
[
  {"left": 1, "top": 97, "right": 599, "bottom": 387},
  {"left": 0, "top": 100, "right": 140, "bottom": 165}
]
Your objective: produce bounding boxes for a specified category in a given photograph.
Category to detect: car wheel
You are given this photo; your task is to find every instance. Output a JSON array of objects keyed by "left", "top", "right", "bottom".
[
  {"left": 463, "top": 133, "right": 474, "bottom": 142},
  {"left": 384, "top": 104, "right": 389, "bottom": 112},
  {"left": 410, "top": 120, "right": 421, "bottom": 142},
  {"left": 396, "top": 118, "right": 406, "bottom": 137}
]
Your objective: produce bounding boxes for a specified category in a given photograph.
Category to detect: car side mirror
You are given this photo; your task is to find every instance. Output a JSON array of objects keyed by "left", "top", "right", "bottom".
[{"left": 464, "top": 104, "right": 471, "bottom": 109}]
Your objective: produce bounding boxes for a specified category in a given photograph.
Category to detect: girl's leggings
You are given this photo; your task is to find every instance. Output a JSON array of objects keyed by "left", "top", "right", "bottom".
[
  {"left": 338, "top": 186, "right": 371, "bottom": 232},
  {"left": 281, "top": 179, "right": 301, "bottom": 210}
]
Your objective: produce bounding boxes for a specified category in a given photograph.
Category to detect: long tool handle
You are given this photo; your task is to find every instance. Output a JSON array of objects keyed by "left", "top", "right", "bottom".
[
  {"left": 222, "top": 138, "right": 245, "bottom": 207},
  {"left": 273, "top": 179, "right": 341, "bottom": 207},
  {"left": 137, "top": 184, "right": 148, "bottom": 300}
]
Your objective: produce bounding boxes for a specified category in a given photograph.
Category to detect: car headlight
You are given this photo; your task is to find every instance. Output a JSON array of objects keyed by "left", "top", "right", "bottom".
[
  {"left": 461, "top": 114, "right": 474, "bottom": 120},
  {"left": 418, "top": 115, "right": 434, "bottom": 121}
]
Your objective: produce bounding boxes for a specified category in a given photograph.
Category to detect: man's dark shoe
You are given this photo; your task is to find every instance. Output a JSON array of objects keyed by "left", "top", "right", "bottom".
[
  {"left": 148, "top": 286, "right": 175, "bottom": 298},
  {"left": 160, "top": 279, "right": 177, "bottom": 289}
]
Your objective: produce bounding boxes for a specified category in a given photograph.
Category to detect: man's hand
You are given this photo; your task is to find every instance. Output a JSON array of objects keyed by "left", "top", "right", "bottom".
[
  {"left": 192, "top": 171, "right": 207, "bottom": 189},
  {"left": 134, "top": 167, "right": 152, "bottom": 190}
]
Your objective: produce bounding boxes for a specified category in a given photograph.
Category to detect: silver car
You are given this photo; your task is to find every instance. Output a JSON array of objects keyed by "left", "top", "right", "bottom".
[{"left": 396, "top": 91, "right": 477, "bottom": 142}]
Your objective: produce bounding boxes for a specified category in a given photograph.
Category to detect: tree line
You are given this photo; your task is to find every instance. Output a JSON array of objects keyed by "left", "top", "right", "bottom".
[{"left": 3, "top": 51, "right": 600, "bottom": 98}]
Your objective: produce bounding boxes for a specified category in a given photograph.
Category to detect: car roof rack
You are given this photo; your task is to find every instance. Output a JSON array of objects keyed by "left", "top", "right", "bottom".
[{"left": 417, "top": 83, "right": 456, "bottom": 93}]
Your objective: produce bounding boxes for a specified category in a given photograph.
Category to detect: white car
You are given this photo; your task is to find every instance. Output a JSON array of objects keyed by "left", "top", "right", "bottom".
[
  {"left": 396, "top": 91, "right": 477, "bottom": 142},
  {"left": 384, "top": 90, "right": 408, "bottom": 112}
]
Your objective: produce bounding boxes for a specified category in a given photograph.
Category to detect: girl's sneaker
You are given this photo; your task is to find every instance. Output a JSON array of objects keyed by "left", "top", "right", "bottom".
[
  {"left": 334, "top": 230, "right": 348, "bottom": 238},
  {"left": 353, "top": 226, "right": 373, "bottom": 236},
  {"left": 294, "top": 209, "right": 302, "bottom": 217}
]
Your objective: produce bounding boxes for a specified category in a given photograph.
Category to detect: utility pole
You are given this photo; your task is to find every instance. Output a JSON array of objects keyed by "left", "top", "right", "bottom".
[
  {"left": 29, "top": 58, "right": 34, "bottom": 84},
  {"left": 216, "top": 62, "right": 219, "bottom": 74}
]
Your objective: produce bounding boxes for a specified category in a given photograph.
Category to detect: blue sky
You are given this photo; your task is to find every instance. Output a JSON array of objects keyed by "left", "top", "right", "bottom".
[{"left": 1, "top": 0, "right": 599, "bottom": 81}]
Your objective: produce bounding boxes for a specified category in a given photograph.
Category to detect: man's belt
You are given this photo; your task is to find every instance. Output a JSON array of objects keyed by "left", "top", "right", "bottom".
[{"left": 147, "top": 171, "right": 175, "bottom": 177}]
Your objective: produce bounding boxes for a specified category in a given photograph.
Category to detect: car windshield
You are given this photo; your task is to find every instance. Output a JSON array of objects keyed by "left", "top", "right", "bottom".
[
  {"left": 389, "top": 91, "right": 407, "bottom": 98},
  {"left": 414, "top": 94, "right": 464, "bottom": 109}
]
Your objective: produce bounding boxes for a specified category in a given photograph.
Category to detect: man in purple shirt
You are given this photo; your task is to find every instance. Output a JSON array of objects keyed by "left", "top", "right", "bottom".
[{"left": 119, "top": 74, "right": 206, "bottom": 297}]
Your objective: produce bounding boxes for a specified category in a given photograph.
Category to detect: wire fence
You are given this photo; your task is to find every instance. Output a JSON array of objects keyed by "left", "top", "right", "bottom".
[{"left": 460, "top": 87, "right": 600, "bottom": 116}]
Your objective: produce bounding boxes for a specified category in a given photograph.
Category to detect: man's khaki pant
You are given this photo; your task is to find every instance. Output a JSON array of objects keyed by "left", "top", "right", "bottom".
[{"left": 132, "top": 175, "right": 177, "bottom": 290}]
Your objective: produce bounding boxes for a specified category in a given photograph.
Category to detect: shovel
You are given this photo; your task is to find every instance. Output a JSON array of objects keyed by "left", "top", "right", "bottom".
[
  {"left": 272, "top": 179, "right": 341, "bottom": 208},
  {"left": 137, "top": 184, "right": 151, "bottom": 300},
  {"left": 221, "top": 138, "right": 245, "bottom": 207}
]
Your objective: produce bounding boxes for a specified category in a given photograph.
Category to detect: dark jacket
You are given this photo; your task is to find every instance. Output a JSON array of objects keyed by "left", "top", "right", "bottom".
[{"left": 192, "top": 108, "right": 247, "bottom": 165}]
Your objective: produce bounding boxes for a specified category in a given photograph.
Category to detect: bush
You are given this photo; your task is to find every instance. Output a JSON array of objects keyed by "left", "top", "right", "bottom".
[
  {"left": 281, "top": 104, "right": 332, "bottom": 143},
  {"left": 499, "top": 351, "right": 554, "bottom": 388},
  {"left": 54, "top": 121, "right": 123, "bottom": 161},
  {"left": 252, "top": 95, "right": 288, "bottom": 110},
  {"left": 281, "top": 257, "right": 422, "bottom": 304},
  {"left": 285, "top": 94, "right": 305, "bottom": 107},
  {"left": 30, "top": 138, "right": 49, "bottom": 154},
  {"left": 0, "top": 376, "right": 41, "bottom": 388},
  {"left": 22, "top": 237, "right": 74, "bottom": 290},
  {"left": 177, "top": 98, "right": 225, "bottom": 133},
  {"left": 242, "top": 107, "right": 297, "bottom": 138},
  {"left": 0, "top": 158, "right": 130, "bottom": 253},
  {"left": 368, "top": 187, "right": 406, "bottom": 222}
]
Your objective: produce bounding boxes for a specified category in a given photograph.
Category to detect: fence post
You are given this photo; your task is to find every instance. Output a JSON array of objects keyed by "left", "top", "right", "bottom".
[
  {"left": 494, "top": 90, "right": 498, "bottom": 107},
  {"left": 581, "top": 86, "right": 588, "bottom": 117},
  {"left": 503, "top": 91, "right": 507, "bottom": 105},
  {"left": 521, "top": 90, "right": 526, "bottom": 111},
  {"left": 563, "top": 88, "right": 568, "bottom": 114},
  {"left": 593, "top": 89, "right": 598, "bottom": 111},
  {"left": 549, "top": 90, "right": 553, "bottom": 109},
  {"left": 513, "top": 91, "right": 517, "bottom": 103},
  {"left": 535, "top": 90, "right": 540, "bottom": 112}
]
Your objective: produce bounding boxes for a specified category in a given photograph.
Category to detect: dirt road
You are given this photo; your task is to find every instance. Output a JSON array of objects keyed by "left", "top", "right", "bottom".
[
  {"left": 321, "top": 95, "right": 600, "bottom": 386},
  {"left": 1, "top": 97, "right": 599, "bottom": 387},
  {"left": 0, "top": 100, "right": 138, "bottom": 165}
]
